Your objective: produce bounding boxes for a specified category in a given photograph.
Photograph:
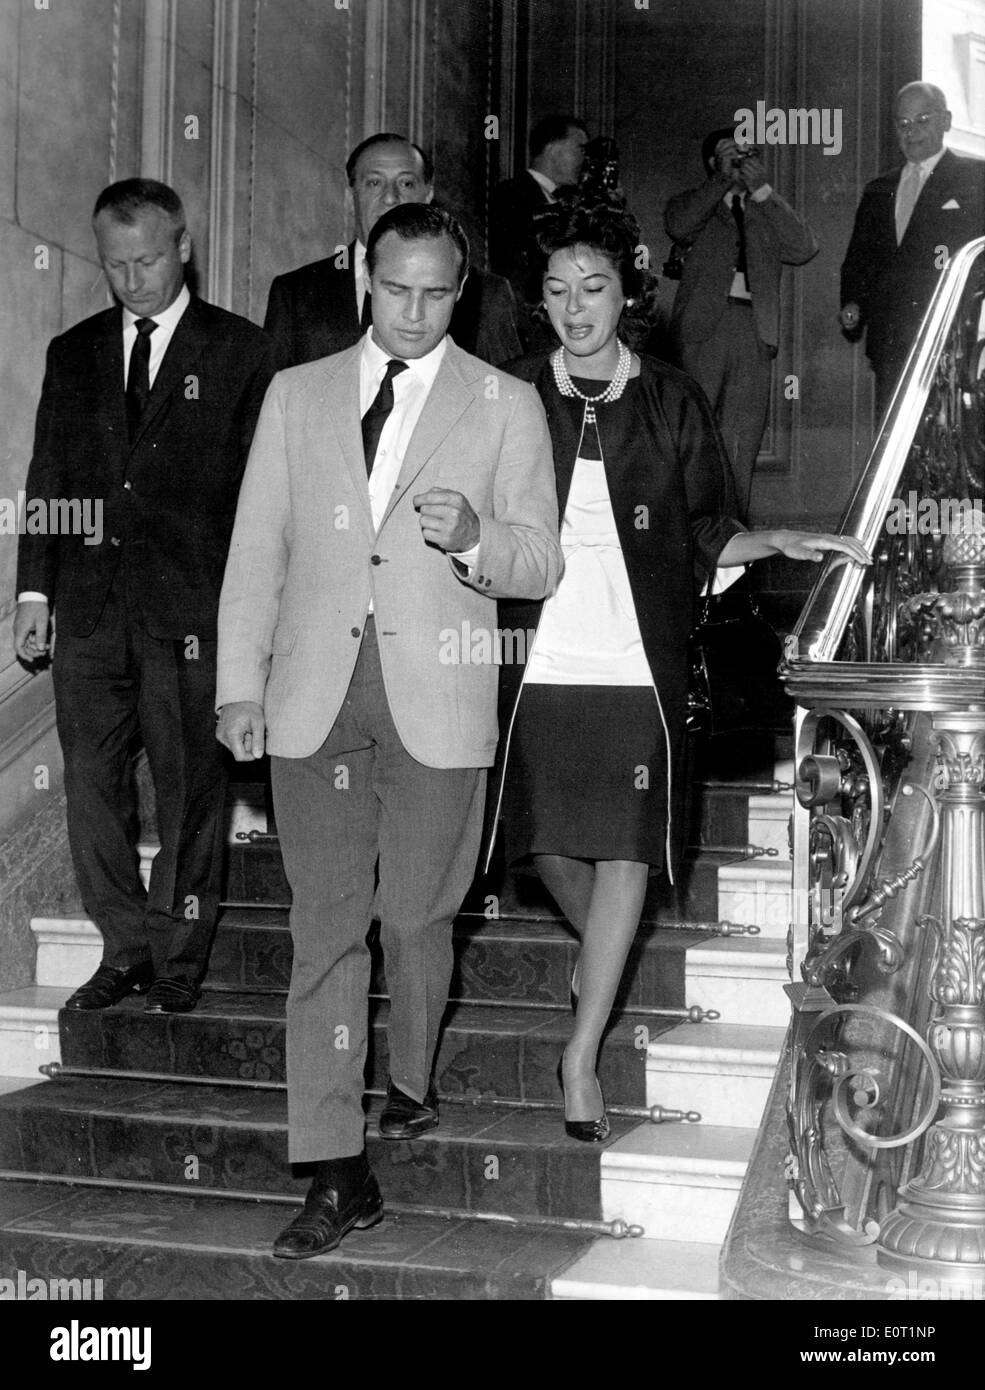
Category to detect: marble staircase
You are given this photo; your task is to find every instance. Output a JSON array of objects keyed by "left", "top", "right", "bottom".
[{"left": 0, "top": 741, "right": 796, "bottom": 1300}]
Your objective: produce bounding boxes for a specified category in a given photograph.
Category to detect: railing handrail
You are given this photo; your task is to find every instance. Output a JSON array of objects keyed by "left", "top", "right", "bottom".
[{"left": 786, "top": 236, "right": 985, "bottom": 666}]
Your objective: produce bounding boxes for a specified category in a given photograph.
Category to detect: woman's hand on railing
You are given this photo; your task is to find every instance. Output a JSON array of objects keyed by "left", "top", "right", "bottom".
[{"left": 718, "top": 530, "right": 872, "bottom": 568}]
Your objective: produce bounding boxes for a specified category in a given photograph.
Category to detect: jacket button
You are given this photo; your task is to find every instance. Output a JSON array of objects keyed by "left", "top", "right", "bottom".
[
  {"left": 370, "top": 554, "right": 382, "bottom": 565},
  {"left": 351, "top": 626, "right": 360, "bottom": 638},
  {"left": 110, "top": 537, "right": 121, "bottom": 547}
]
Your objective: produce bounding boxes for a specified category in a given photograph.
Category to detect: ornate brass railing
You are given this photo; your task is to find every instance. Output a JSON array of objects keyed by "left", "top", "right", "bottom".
[{"left": 779, "top": 237, "right": 985, "bottom": 1294}]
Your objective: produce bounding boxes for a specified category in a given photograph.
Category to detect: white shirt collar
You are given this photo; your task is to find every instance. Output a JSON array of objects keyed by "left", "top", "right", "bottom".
[
  {"left": 122, "top": 283, "right": 190, "bottom": 331},
  {"left": 361, "top": 327, "right": 448, "bottom": 390},
  {"left": 905, "top": 147, "right": 946, "bottom": 178},
  {"left": 528, "top": 168, "right": 557, "bottom": 198}
]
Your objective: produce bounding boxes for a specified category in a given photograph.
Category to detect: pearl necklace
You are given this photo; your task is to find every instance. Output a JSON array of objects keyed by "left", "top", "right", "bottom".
[{"left": 551, "top": 339, "right": 632, "bottom": 424}]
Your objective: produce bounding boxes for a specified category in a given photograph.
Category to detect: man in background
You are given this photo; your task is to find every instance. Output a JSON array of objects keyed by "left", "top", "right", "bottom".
[
  {"left": 665, "top": 126, "right": 818, "bottom": 520},
  {"left": 489, "top": 114, "right": 589, "bottom": 347},
  {"left": 264, "top": 133, "right": 520, "bottom": 369},
  {"left": 840, "top": 82, "right": 985, "bottom": 418}
]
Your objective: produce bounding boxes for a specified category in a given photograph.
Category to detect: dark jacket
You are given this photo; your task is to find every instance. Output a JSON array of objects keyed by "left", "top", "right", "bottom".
[
  {"left": 487, "top": 351, "right": 744, "bottom": 876},
  {"left": 840, "top": 148, "right": 985, "bottom": 371},
  {"left": 263, "top": 242, "right": 522, "bottom": 370},
  {"left": 16, "top": 297, "right": 275, "bottom": 640},
  {"left": 665, "top": 177, "right": 818, "bottom": 352}
]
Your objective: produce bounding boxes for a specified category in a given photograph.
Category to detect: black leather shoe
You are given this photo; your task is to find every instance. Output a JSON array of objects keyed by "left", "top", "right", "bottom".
[
  {"left": 378, "top": 1079, "right": 439, "bottom": 1139},
  {"left": 144, "top": 978, "right": 200, "bottom": 1014},
  {"left": 272, "top": 1162, "right": 383, "bottom": 1259},
  {"left": 64, "top": 962, "right": 154, "bottom": 1011},
  {"left": 557, "top": 1059, "right": 610, "bottom": 1143}
]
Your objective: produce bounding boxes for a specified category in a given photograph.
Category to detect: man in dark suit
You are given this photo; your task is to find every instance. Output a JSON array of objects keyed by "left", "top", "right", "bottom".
[
  {"left": 665, "top": 126, "right": 818, "bottom": 520},
  {"left": 264, "top": 133, "right": 521, "bottom": 369},
  {"left": 14, "top": 179, "right": 274, "bottom": 1015},
  {"left": 489, "top": 114, "right": 589, "bottom": 347},
  {"left": 841, "top": 83, "right": 985, "bottom": 418}
]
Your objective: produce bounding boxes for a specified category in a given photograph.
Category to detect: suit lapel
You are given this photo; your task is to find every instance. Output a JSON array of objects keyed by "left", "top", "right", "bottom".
[
  {"left": 130, "top": 297, "right": 206, "bottom": 450},
  {"left": 377, "top": 344, "right": 477, "bottom": 532},
  {"left": 90, "top": 310, "right": 128, "bottom": 457},
  {"left": 314, "top": 346, "right": 375, "bottom": 527}
]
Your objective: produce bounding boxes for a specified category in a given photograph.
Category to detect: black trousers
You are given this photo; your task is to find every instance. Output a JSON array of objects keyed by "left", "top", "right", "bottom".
[{"left": 52, "top": 569, "right": 227, "bottom": 981}]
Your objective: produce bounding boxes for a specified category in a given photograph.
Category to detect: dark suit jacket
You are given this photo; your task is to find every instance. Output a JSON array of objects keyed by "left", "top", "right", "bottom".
[
  {"left": 263, "top": 243, "right": 521, "bottom": 369},
  {"left": 16, "top": 297, "right": 275, "bottom": 640},
  {"left": 488, "top": 172, "right": 552, "bottom": 288},
  {"left": 840, "top": 148, "right": 985, "bottom": 372},
  {"left": 665, "top": 178, "right": 818, "bottom": 352}
]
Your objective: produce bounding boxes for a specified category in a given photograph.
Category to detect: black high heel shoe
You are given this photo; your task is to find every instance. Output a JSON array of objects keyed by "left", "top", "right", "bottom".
[{"left": 557, "top": 1057, "right": 610, "bottom": 1143}]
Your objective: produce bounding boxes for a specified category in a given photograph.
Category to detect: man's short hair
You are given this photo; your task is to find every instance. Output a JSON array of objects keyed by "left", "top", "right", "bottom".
[
  {"left": 92, "top": 178, "right": 186, "bottom": 236},
  {"left": 529, "top": 115, "right": 587, "bottom": 161},
  {"left": 345, "top": 133, "right": 434, "bottom": 186},
  {"left": 700, "top": 127, "right": 740, "bottom": 171},
  {"left": 365, "top": 204, "right": 470, "bottom": 285}
]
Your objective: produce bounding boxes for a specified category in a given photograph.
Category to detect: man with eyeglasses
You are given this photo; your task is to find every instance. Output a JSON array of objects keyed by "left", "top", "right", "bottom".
[{"left": 840, "top": 82, "right": 985, "bottom": 418}]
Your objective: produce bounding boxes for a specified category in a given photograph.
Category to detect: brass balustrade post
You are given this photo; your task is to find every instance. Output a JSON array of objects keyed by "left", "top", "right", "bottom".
[{"left": 877, "top": 520, "right": 985, "bottom": 1292}]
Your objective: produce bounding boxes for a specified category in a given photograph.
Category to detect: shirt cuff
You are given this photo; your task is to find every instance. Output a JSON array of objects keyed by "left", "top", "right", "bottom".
[
  {"left": 448, "top": 529, "right": 481, "bottom": 577},
  {"left": 17, "top": 592, "right": 49, "bottom": 604},
  {"left": 750, "top": 183, "right": 772, "bottom": 203}
]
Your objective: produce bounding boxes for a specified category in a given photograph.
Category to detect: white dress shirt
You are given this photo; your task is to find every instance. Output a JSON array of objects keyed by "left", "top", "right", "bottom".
[
  {"left": 353, "top": 240, "right": 368, "bottom": 322},
  {"left": 528, "top": 168, "right": 557, "bottom": 202},
  {"left": 19, "top": 285, "right": 192, "bottom": 605},
  {"left": 359, "top": 332, "right": 478, "bottom": 611}
]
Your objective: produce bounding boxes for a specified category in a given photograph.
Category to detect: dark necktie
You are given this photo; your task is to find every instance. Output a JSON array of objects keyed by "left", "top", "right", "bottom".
[
  {"left": 360, "top": 290, "right": 373, "bottom": 330},
  {"left": 362, "top": 359, "right": 408, "bottom": 477},
  {"left": 731, "top": 196, "right": 748, "bottom": 282},
  {"left": 126, "top": 317, "right": 157, "bottom": 439}
]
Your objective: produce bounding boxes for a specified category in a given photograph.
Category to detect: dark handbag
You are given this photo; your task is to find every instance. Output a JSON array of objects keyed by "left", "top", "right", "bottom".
[{"left": 687, "top": 573, "right": 787, "bottom": 736}]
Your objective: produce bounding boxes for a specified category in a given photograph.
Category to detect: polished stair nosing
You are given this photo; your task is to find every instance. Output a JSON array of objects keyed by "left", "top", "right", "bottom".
[
  {"left": 0, "top": 1169, "right": 638, "bottom": 1239},
  {"left": 36, "top": 1061, "right": 668, "bottom": 1122}
]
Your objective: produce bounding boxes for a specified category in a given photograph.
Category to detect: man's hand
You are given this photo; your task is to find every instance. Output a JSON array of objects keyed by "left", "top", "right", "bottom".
[
  {"left": 736, "top": 153, "right": 769, "bottom": 194},
  {"left": 839, "top": 301, "right": 862, "bottom": 333},
  {"left": 413, "top": 488, "right": 480, "bottom": 553},
  {"left": 216, "top": 701, "right": 267, "bottom": 760},
  {"left": 14, "top": 600, "right": 50, "bottom": 663}
]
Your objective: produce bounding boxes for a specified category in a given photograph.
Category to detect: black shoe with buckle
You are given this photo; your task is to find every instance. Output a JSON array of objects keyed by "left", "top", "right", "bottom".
[
  {"left": 378, "top": 1079, "right": 439, "bottom": 1140},
  {"left": 272, "top": 1157, "right": 383, "bottom": 1260},
  {"left": 64, "top": 962, "right": 154, "bottom": 1011},
  {"left": 144, "top": 977, "right": 201, "bottom": 1014}
]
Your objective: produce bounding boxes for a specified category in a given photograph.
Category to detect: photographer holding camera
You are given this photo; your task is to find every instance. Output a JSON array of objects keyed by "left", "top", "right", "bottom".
[{"left": 664, "top": 126, "right": 818, "bottom": 519}]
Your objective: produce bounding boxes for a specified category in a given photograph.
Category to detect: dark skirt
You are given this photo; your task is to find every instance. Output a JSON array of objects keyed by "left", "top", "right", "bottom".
[{"left": 500, "top": 684, "right": 668, "bottom": 870}]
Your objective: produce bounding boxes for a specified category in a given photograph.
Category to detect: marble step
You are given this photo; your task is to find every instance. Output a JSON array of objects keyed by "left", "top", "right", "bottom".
[
  {"left": 600, "top": 1121, "right": 756, "bottom": 1244},
  {"left": 0, "top": 1178, "right": 592, "bottom": 1300},
  {"left": 0, "top": 987, "right": 66, "bottom": 1078},
  {"left": 0, "top": 1075, "right": 634, "bottom": 1224},
  {"left": 551, "top": 1235, "right": 722, "bottom": 1299},
  {"left": 646, "top": 1022, "right": 786, "bottom": 1128},
  {"left": 716, "top": 859, "right": 793, "bottom": 941},
  {"left": 685, "top": 937, "right": 791, "bottom": 1027}
]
